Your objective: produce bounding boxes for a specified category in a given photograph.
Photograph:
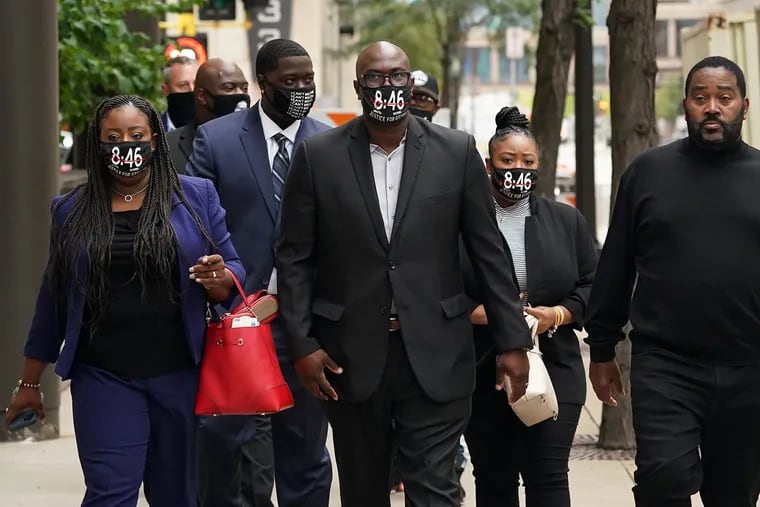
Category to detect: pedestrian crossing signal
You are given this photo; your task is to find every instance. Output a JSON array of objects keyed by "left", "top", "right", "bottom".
[{"left": 199, "top": 0, "right": 236, "bottom": 21}]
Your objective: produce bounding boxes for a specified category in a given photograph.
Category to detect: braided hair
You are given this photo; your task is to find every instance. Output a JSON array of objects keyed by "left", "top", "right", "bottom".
[
  {"left": 48, "top": 94, "right": 213, "bottom": 335},
  {"left": 488, "top": 106, "right": 538, "bottom": 158}
]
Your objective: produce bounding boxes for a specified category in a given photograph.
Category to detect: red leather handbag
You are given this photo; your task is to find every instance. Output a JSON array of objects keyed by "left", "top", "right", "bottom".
[{"left": 195, "top": 269, "right": 294, "bottom": 415}]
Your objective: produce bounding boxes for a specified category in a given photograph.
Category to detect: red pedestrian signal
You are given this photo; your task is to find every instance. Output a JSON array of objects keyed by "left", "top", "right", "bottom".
[{"left": 164, "top": 35, "right": 208, "bottom": 64}]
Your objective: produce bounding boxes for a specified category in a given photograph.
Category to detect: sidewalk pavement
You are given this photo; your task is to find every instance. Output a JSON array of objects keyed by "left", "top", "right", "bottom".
[{"left": 0, "top": 340, "right": 713, "bottom": 506}]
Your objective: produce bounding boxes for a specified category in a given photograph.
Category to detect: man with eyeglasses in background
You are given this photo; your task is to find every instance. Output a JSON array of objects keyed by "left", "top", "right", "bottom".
[
  {"left": 410, "top": 70, "right": 441, "bottom": 122},
  {"left": 276, "top": 41, "right": 530, "bottom": 506}
]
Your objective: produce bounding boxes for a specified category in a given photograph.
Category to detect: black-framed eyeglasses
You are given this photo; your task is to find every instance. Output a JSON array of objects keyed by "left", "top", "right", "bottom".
[
  {"left": 360, "top": 71, "right": 412, "bottom": 89},
  {"left": 411, "top": 92, "right": 436, "bottom": 105}
]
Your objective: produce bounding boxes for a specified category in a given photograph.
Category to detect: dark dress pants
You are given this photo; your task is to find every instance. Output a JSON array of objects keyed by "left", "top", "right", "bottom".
[
  {"left": 630, "top": 348, "right": 760, "bottom": 507},
  {"left": 464, "top": 356, "right": 581, "bottom": 507},
  {"left": 71, "top": 364, "right": 199, "bottom": 507},
  {"left": 241, "top": 416, "right": 275, "bottom": 507},
  {"left": 197, "top": 320, "right": 331, "bottom": 507},
  {"left": 325, "top": 331, "right": 470, "bottom": 507}
]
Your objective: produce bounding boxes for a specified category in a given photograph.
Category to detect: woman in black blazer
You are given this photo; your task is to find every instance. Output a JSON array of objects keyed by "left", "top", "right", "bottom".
[{"left": 463, "top": 106, "right": 598, "bottom": 507}]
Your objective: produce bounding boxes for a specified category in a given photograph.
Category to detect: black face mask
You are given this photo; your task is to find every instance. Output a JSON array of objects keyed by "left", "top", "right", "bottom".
[
  {"left": 100, "top": 141, "right": 153, "bottom": 178},
  {"left": 361, "top": 85, "right": 411, "bottom": 124},
  {"left": 491, "top": 167, "right": 538, "bottom": 201},
  {"left": 166, "top": 92, "right": 196, "bottom": 128},
  {"left": 410, "top": 108, "right": 434, "bottom": 122},
  {"left": 207, "top": 93, "right": 250, "bottom": 118},
  {"left": 268, "top": 85, "right": 316, "bottom": 120}
]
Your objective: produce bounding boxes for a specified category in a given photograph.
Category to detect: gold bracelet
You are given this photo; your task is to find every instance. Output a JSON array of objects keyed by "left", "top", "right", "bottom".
[{"left": 16, "top": 380, "right": 41, "bottom": 390}]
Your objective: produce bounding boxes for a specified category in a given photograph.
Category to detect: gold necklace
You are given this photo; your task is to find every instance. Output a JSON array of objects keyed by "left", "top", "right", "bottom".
[{"left": 112, "top": 184, "right": 149, "bottom": 203}]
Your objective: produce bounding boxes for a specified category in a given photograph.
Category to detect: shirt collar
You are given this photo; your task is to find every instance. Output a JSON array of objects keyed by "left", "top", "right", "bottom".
[
  {"left": 166, "top": 112, "right": 176, "bottom": 131},
  {"left": 258, "top": 101, "right": 301, "bottom": 144},
  {"left": 369, "top": 130, "right": 408, "bottom": 155}
]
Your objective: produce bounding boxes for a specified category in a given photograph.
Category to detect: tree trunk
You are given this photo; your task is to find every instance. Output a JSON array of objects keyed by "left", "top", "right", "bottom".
[
  {"left": 441, "top": 13, "right": 464, "bottom": 130},
  {"left": 531, "top": 0, "right": 576, "bottom": 199},
  {"left": 607, "top": 0, "right": 658, "bottom": 205},
  {"left": 598, "top": 333, "right": 636, "bottom": 449},
  {"left": 598, "top": 0, "right": 658, "bottom": 450}
]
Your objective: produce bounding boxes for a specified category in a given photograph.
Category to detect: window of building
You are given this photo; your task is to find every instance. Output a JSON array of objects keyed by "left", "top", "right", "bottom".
[
  {"left": 593, "top": 46, "right": 607, "bottom": 84},
  {"left": 655, "top": 20, "right": 669, "bottom": 57},
  {"left": 498, "top": 52, "right": 529, "bottom": 84},
  {"left": 675, "top": 19, "right": 699, "bottom": 57},
  {"left": 463, "top": 47, "right": 491, "bottom": 84}
]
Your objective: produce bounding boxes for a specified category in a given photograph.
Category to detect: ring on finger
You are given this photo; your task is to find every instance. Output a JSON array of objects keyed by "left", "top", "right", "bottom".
[{"left": 212, "top": 271, "right": 217, "bottom": 278}]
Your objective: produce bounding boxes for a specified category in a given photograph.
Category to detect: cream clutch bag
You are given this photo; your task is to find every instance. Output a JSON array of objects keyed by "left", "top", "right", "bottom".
[{"left": 506, "top": 313, "right": 559, "bottom": 427}]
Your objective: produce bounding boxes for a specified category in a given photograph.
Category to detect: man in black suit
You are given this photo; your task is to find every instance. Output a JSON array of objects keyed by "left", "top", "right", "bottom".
[
  {"left": 167, "top": 58, "right": 250, "bottom": 174},
  {"left": 277, "top": 41, "right": 532, "bottom": 506}
]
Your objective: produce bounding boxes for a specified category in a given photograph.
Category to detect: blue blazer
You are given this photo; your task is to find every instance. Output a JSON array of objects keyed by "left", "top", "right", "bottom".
[
  {"left": 23, "top": 175, "right": 245, "bottom": 379},
  {"left": 186, "top": 103, "right": 330, "bottom": 295}
]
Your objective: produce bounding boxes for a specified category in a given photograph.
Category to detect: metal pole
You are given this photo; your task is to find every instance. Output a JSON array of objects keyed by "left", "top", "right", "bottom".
[
  {"left": 510, "top": 57, "right": 517, "bottom": 103},
  {"left": 0, "top": 1, "right": 60, "bottom": 441},
  {"left": 574, "top": 22, "right": 597, "bottom": 241}
]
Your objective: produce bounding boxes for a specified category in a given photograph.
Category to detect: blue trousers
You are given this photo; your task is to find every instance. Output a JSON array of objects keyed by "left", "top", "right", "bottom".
[
  {"left": 70, "top": 364, "right": 199, "bottom": 507},
  {"left": 197, "top": 320, "right": 332, "bottom": 507}
]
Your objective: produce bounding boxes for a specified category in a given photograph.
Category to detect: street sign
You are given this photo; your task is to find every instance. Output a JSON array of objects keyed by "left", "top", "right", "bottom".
[{"left": 506, "top": 27, "right": 526, "bottom": 59}]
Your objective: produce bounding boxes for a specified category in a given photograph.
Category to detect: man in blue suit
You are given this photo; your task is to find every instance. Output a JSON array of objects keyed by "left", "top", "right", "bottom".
[{"left": 187, "top": 39, "right": 332, "bottom": 507}]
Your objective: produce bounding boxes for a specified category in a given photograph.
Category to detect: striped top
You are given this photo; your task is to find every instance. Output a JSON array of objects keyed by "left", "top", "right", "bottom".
[{"left": 494, "top": 197, "right": 531, "bottom": 305}]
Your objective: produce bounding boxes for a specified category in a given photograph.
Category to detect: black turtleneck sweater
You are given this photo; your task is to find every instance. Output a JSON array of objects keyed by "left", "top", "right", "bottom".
[{"left": 586, "top": 138, "right": 760, "bottom": 365}]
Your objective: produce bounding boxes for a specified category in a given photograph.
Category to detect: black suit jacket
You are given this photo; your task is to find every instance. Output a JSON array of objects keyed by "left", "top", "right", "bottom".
[
  {"left": 277, "top": 116, "right": 532, "bottom": 403},
  {"left": 463, "top": 195, "right": 598, "bottom": 404},
  {"left": 166, "top": 122, "right": 196, "bottom": 175}
]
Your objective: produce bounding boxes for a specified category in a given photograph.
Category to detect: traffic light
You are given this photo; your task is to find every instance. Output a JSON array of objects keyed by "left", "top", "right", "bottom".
[{"left": 198, "top": 0, "right": 236, "bottom": 21}]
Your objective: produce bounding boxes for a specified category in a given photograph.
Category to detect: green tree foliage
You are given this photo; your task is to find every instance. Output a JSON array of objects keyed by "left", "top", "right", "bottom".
[
  {"left": 655, "top": 77, "right": 684, "bottom": 123},
  {"left": 58, "top": 0, "right": 199, "bottom": 134},
  {"left": 351, "top": 1, "right": 442, "bottom": 79}
]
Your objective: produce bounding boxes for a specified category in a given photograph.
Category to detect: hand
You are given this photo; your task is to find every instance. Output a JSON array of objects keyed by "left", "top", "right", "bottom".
[
  {"left": 294, "top": 349, "right": 343, "bottom": 401},
  {"left": 189, "top": 254, "right": 228, "bottom": 290},
  {"left": 4, "top": 387, "right": 45, "bottom": 431},
  {"left": 589, "top": 360, "right": 625, "bottom": 406},
  {"left": 495, "top": 349, "right": 530, "bottom": 403},
  {"left": 524, "top": 306, "right": 556, "bottom": 335}
]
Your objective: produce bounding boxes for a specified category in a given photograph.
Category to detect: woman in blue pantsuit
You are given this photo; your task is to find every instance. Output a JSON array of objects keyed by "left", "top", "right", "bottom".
[{"left": 3, "top": 95, "right": 244, "bottom": 506}]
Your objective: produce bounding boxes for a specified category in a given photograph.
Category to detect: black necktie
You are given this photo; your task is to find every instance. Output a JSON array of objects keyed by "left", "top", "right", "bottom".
[{"left": 272, "top": 133, "right": 290, "bottom": 210}]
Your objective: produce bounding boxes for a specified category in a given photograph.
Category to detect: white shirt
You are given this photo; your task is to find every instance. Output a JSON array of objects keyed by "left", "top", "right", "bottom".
[
  {"left": 259, "top": 103, "right": 301, "bottom": 294},
  {"left": 259, "top": 102, "right": 301, "bottom": 165},
  {"left": 165, "top": 112, "right": 176, "bottom": 132},
  {"left": 370, "top": 136, "right": 406, "bottom": 240}
]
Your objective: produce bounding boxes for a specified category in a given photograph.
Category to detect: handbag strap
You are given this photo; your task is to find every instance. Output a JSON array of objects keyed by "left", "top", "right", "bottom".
[
  {"left": 225, "top": 268, "right": 272, "bottom": 316},
  {"left": 225, "top": 268, "right": 251, "bottom": 310}
]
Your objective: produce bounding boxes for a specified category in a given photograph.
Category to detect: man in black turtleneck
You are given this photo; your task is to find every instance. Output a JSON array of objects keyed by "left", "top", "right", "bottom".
[{"left": 586, "top": 56, "right": 760, "bottom": 507}]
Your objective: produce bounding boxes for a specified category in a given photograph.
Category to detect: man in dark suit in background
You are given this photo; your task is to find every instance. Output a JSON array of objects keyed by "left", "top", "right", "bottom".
[
  {"left": 276, "top": 41, "right": 532, "bottom": 506},
  {"left": 187, "top": 39, "right": 332, "bottom": 507},
  {"left": 167, "top": 58, "right": 250, "bottom": 174},
  {"left": 161, "top": 56, "right": 199, "bottom": 132}
]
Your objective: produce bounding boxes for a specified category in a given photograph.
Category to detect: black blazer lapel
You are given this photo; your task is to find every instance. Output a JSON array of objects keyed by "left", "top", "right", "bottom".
[
  {"left": 390, "top": 117, "right": 424, "bottom": 244},
  {"left": 524, "top": 214, "right": 539, "bottom": 300},
  {"left": 178, "top": 123, "right": 196, "bottom": 163},
  {"left": 240, "top": 105, "right": 278, "bottom": 223},
  {"left": 347, "top": 120, "right": 389, "bottom": 250}
]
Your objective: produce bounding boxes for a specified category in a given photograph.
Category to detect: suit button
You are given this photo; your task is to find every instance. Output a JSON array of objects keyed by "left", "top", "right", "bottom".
[
  {"left": 380, "top": 306, "right": 389, "bottom": 315},
  {"left": 389, "top": 262, "right": 396, "bottom": 270}
]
